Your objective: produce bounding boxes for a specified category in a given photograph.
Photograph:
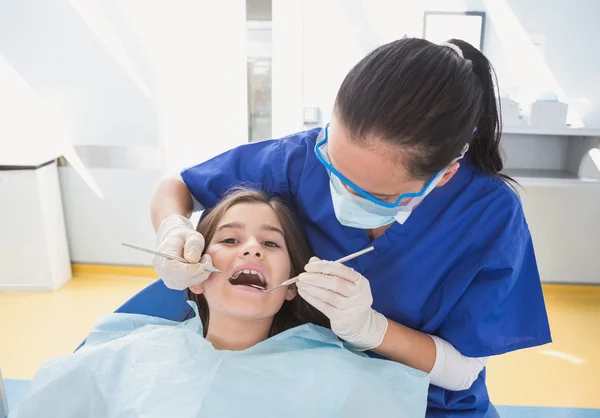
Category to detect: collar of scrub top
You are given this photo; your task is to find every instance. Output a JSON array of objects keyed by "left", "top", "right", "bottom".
[{"left": 314, "top": 123, "right": 477, "bottom": 209}]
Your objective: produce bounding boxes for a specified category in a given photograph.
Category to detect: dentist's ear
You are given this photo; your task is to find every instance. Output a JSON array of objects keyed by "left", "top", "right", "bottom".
[
  {"left": 285, "top": 283, "right": 298, "bottom": 301},
  {"left": 436, "top": 162, "right": 461, "bottom": 187}
]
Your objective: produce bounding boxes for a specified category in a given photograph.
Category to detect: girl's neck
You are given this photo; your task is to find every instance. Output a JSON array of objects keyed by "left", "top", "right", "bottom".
[{"left": 205, "top": 314, "right": 273, "bottom": 351}]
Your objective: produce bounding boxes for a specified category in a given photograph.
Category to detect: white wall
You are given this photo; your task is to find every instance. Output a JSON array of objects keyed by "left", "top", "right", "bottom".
[
  {"left": 480, "top": 0, "right": 600, "bottom": 127},
  {"left": 0, "top": 0, "right": 249, "bottom": 266},
  {"left": 58, "top": 168, "right": 163, "bottom": 266},
  {"left": 0, "top": 0, "right": 157, "bottom": 148},
  {"left": 299, "top": 0, "right": 600, "bottom": 129},
  {"left": 271, "top": 0, "right": 304, "bottom": 137}
]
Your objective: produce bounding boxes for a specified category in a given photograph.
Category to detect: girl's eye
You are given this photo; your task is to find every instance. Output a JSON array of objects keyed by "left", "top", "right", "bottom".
[
  {"left": 264, "top": 241, "right": 280, "bottom": 248},
  {"left": 221, "top": 238, "right": 238, "bottom": 244}
]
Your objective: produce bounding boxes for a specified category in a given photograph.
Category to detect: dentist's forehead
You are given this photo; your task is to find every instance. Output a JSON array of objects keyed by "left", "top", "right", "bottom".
[{"left": 327, "top": 121, "right": 422, "bottom": 196}]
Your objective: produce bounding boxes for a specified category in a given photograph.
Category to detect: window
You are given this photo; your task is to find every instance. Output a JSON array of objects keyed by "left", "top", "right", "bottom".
[
  {"left": 247, "top": 57, "right": 272, "bottom": 142},
  {"left": 246, "top": 0, "right": 272, "bottom": 142}
]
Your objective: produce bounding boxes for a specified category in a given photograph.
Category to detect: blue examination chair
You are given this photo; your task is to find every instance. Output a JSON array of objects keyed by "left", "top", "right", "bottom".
[
  {"left": 76, "top": 279, "right": 193, "bottom": 350},
  {"left": 113, "top": 279, "right": 194, "bottom": 320}
]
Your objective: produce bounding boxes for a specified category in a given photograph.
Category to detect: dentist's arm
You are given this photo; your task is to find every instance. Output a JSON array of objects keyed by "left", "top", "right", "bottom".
[
  {"left": 297, "top": 259, "right": 488, "bottom": 391},
  {"left": 150, "top": 177, "right": 211, "bottom": 290},
  {"left": 375, "top": 320, "right": 488, "bottom": 391},
  {"left": 150, "top": 177, "right": 194, "bottom": 231}
]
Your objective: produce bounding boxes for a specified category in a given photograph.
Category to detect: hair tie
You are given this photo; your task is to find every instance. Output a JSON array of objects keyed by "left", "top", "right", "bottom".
[{"left": 440, "top": 42, "right": 464, "bottom": 58}]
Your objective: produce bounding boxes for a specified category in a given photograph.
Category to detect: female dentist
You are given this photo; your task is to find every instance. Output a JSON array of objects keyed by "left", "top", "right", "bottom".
[{"left": 150, "top": 38, "right": 551, "bottom": 417}]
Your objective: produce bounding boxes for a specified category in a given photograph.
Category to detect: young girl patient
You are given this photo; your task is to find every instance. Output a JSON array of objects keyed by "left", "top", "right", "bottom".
[{"left": 13, "top": 188, "right": 429, "bottom": 418}]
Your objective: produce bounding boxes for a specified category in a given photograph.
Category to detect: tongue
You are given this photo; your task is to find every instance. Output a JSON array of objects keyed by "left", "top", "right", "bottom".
[{"left": 230, "top": 273, "right": 265, "bottom": 288}]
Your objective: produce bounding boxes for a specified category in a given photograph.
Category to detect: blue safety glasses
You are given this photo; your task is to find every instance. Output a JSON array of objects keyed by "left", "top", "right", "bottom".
[{"left": 314, "top": 124, "right": 475, "bottom": 209}]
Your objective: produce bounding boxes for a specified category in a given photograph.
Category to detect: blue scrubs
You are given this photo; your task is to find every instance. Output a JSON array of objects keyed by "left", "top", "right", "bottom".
[{"left": 181, "top": 128, "right": 552, "bottom": 417}]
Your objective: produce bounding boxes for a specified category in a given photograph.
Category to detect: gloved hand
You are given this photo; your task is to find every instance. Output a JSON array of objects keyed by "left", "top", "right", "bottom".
[
  {"left": 153, "top": 214, "right": 213, "bottom": 290},
  {"left": 297, "top": 258, "right": 389, "bottom": 351}
]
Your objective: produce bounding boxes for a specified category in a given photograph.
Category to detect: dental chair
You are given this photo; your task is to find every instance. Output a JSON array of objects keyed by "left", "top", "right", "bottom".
[
  {"left": 114, "top": 279, "right": 193, "bottom": 320},
  {"left": 76, "top": 279, "right": 194, "bottom": 351}
]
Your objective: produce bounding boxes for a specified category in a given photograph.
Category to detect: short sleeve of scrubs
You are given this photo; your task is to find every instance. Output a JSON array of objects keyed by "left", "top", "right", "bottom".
[
  {"left": 180, "top": 138, "right": 294, "bottom": 209},
  {"left": 436, "top": 208, "right": 552, "bottom": 358}
]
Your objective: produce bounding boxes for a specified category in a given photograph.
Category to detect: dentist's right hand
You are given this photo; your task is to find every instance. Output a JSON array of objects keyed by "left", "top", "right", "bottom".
[{"left": 153, "top": 214, "right": 214, "bottom": 290}]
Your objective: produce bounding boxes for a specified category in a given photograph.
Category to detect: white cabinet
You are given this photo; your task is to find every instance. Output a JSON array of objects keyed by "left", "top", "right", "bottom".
[
  {"left": 0, "top": 160, "right": 72, "bottom": 291},
  {"left": 502, "top": 127, "right": 600, "bottom": 187},
  {"left": 501, "top": 127, "right": 600, "bottom": 284}
]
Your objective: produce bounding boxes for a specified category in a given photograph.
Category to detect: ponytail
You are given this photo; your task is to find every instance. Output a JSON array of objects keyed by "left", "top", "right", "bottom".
[
  {"left": 334, "top": 37, "right": 516, "bottom": 185},
  {"left": 448, "top": 39, "right": 515, "bottom": 184}
]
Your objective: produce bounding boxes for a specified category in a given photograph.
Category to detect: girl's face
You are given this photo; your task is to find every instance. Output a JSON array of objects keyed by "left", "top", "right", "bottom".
[{"left": 190, "top": 203, "right": 297, "bottom": 322}]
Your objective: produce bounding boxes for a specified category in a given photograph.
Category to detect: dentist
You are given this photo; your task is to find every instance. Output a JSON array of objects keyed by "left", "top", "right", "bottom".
[{"left": 150, "top": 38, "right": 551, "bottom": 417}]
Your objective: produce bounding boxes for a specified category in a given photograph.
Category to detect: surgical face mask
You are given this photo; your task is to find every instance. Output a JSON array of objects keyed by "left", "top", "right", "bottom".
[
  {"left": 328, "top": 167, "right": 448, "bottom": 229},
  {"left": 315, "top": 126, "right": 469, "bottom": 229}
]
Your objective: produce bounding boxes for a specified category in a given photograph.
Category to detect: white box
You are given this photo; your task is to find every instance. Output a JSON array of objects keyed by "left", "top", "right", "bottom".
[
  {"left": 530, "top": 100, "right": 568, "bottom": 128},
  {"left": 303, "top": 107, "right": 321, "bottom": 125},
  {"left": 500, "top": 97, "right": 521, "bottom": 126},
  {"left": 0, "top": 160, "right": 72, "bottom": 291}
]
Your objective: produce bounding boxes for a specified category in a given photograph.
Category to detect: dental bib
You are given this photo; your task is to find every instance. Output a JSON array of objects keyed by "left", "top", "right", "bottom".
[{"left": 13, "top": 302, "right": 429, "bottom": 418}]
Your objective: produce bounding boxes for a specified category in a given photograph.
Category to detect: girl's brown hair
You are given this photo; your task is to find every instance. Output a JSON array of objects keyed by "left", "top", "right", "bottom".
[{"left": 187, "top": 187, "right": 330, "bottom": 336}]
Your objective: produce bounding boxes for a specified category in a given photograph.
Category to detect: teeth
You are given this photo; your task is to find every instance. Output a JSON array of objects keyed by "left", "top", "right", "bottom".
[
  {"left": 230, "top": 268, "right": 267, "bottom": 285},
  {"left": 254, "top": 271, "right": 266, "bottom": 284}
]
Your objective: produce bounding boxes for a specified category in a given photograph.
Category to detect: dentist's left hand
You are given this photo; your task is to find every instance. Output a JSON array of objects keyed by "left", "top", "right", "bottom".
[{"left": 297, "top": 258, "right": 389, "bottom": 351}]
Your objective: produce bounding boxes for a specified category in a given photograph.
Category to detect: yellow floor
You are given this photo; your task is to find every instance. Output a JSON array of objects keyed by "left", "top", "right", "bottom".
[
  {"left": 486, "top": 285, "right": 600, "bottom": 408},
  {"left": 0, "top": 272, "right": 154, "bottom": 380},
  {"left": 1, "top": 271, "right": 599, "bottom": 409}
]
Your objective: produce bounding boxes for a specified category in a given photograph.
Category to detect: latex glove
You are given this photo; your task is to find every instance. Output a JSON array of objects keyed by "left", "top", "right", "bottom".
[
  {"left": 153, "top": 214, "right": 213, "bottom": 290},
  {"left": 297, "top": 258, "right": 389, "bottom": 351}
]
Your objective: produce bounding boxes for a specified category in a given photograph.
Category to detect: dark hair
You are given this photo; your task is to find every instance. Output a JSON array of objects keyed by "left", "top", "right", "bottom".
[
  {"left": 334, "top": 37, "right": 514, "bottom": 184},
  {"left": 187, "top": 187, "right": 330, "bottom": 337}
]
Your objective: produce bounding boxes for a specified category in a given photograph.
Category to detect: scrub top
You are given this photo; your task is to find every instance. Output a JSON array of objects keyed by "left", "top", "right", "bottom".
[{"left": 181, "top": 128, "right": 552, "bottom": 417}]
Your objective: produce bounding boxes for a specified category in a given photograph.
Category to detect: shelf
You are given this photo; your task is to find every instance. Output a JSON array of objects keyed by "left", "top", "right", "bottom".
[
  {"left": 504, "top": 169, "right": 600, "bottom": 188},
  {"left": 502, "top": 126, "right": 600, "bottom": 137}
]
